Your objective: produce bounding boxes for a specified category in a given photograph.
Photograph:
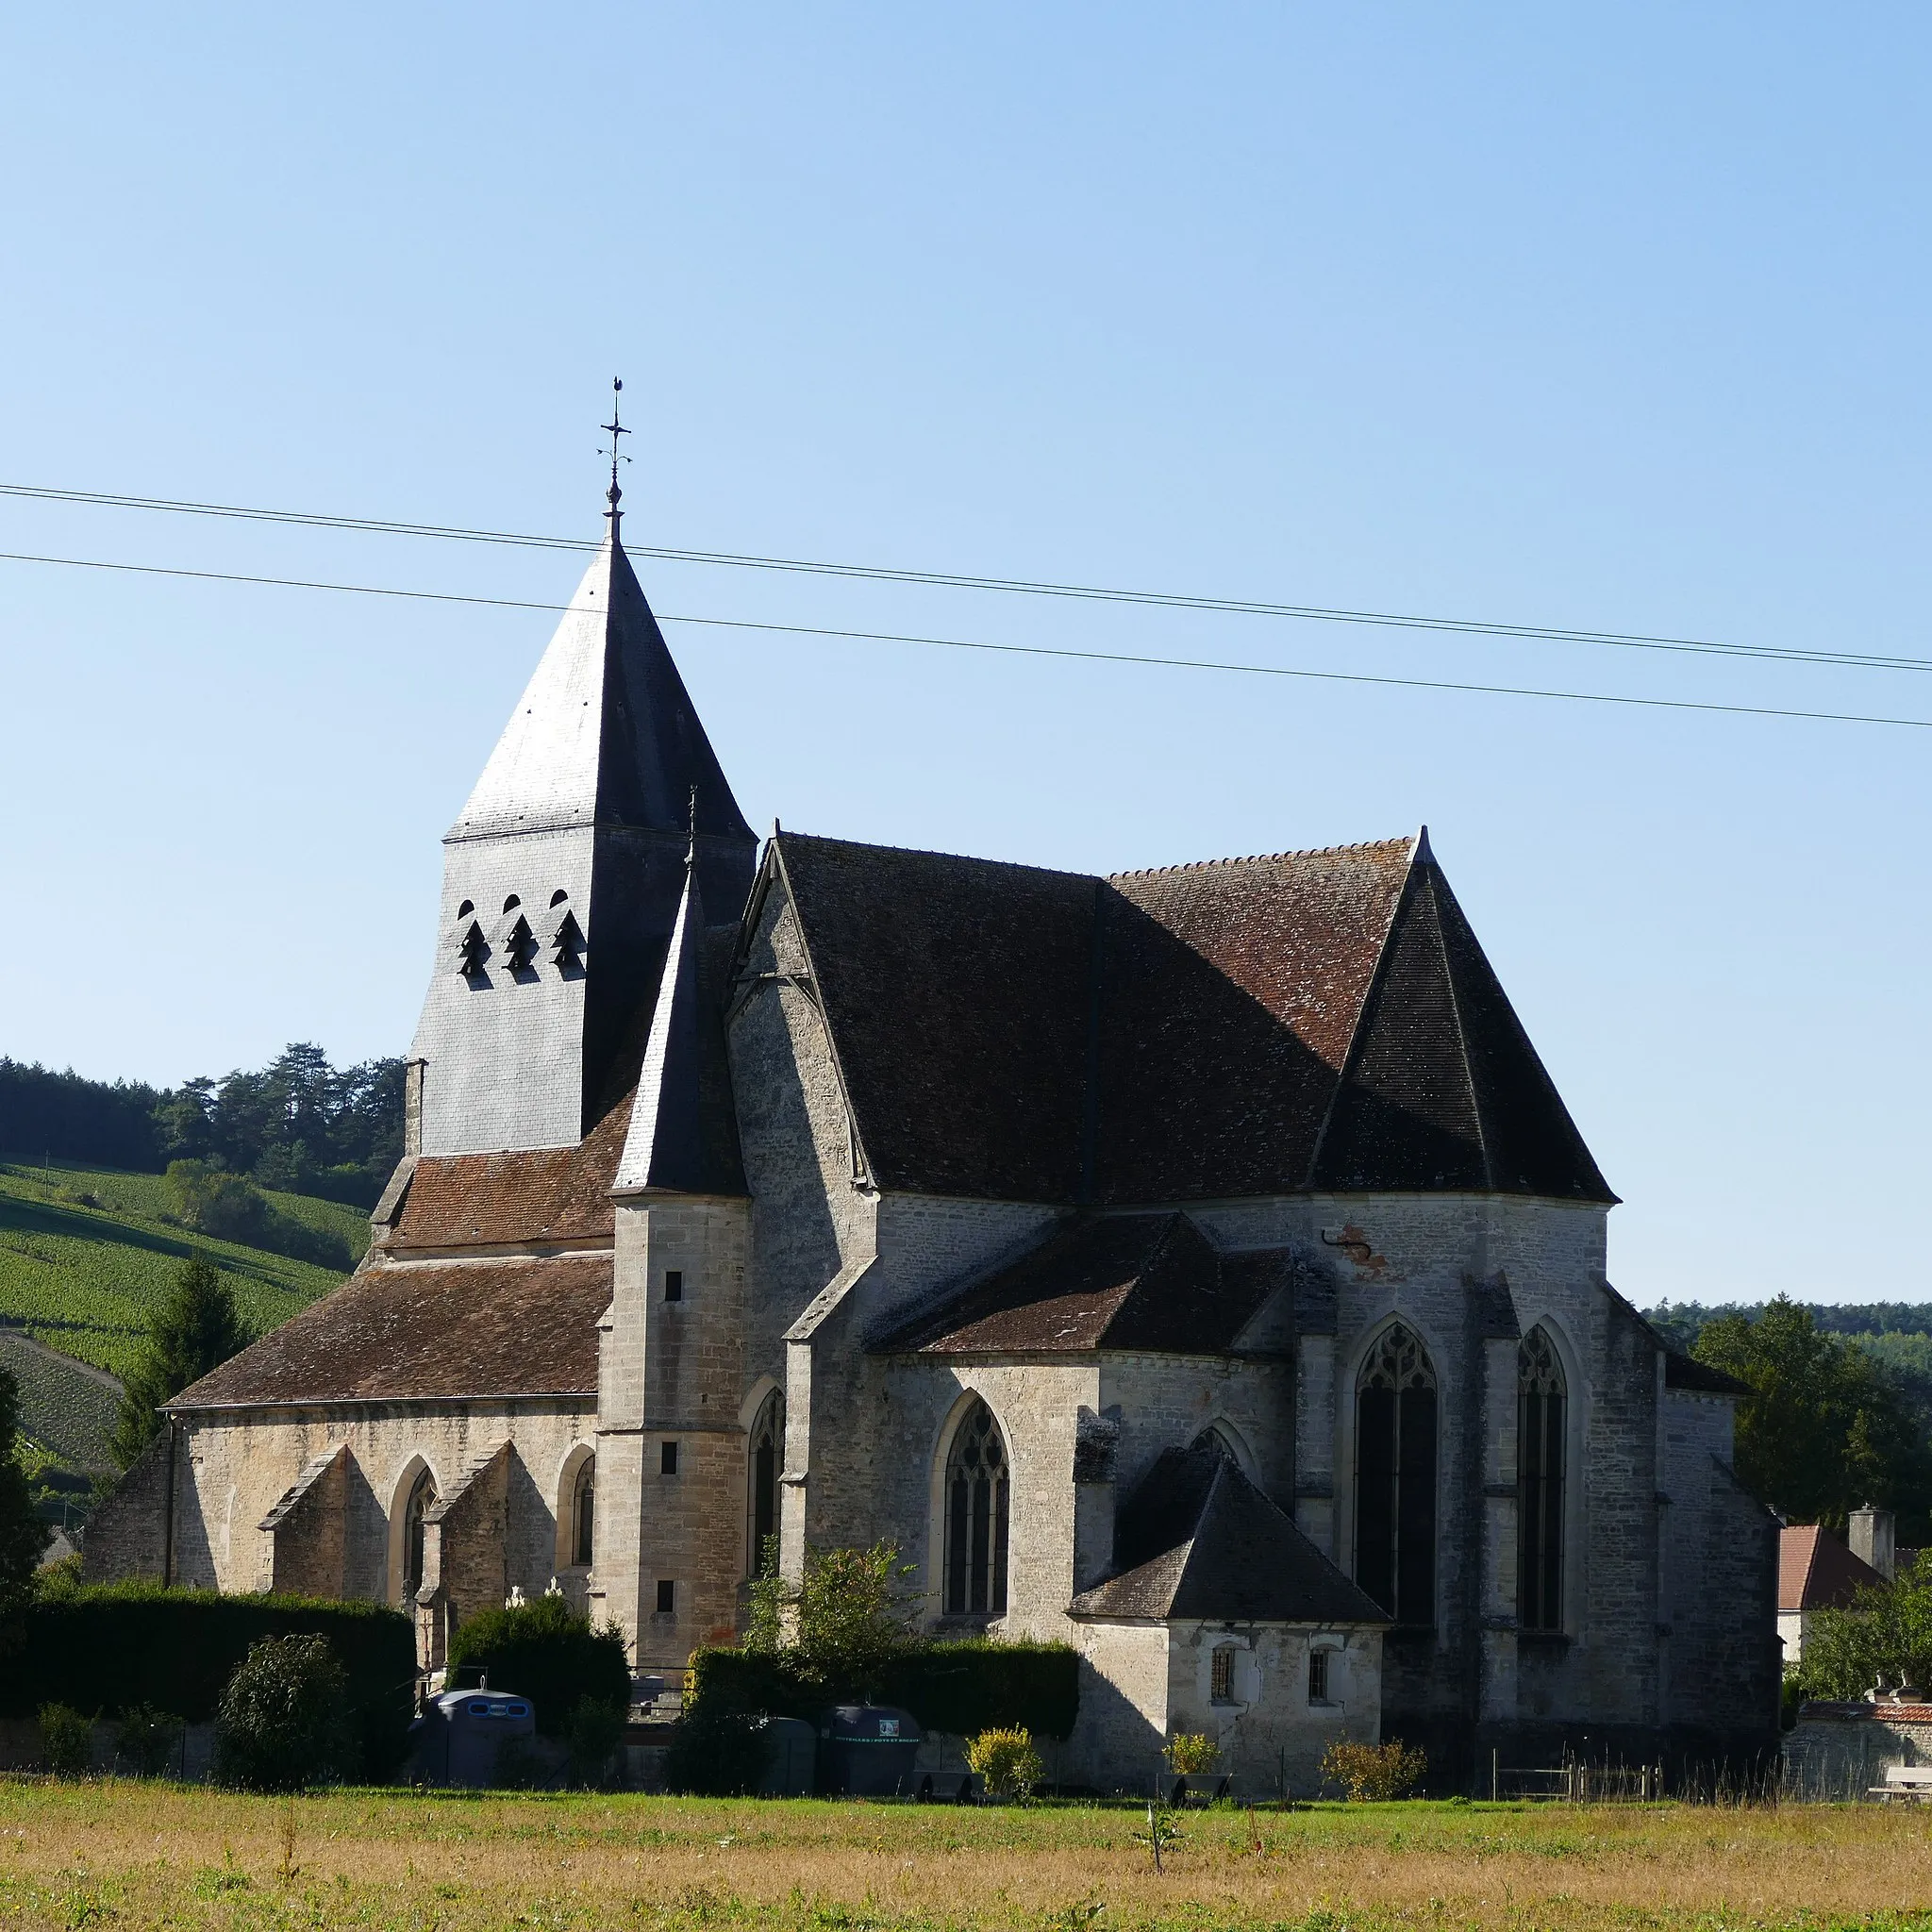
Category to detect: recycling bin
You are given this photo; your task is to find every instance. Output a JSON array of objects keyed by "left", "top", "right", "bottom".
[{"left": 815, "top": 1705, "right": 922, "bottom": 1797}]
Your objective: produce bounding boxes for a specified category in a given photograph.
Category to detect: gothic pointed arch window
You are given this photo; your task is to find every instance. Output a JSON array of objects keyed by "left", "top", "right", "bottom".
[
  {"left": 571, "top": 1454, "right": 596, "bottom": 1568},
  {"left": 1518, "top": 1325, "right": 1566, "bottom": 1632},
  {"left": 1354, "top": 1323, "right": 1438, "bottom": 1625},
  {"left": 747, "top": 1391, "right": 783, "bottom": 1576},
  {"left": 943, "top": 1399, "right": 1010, "bottom": 1618},
  {"left": 402, "top": 1467, "right": 437, "bottom": 1601}
]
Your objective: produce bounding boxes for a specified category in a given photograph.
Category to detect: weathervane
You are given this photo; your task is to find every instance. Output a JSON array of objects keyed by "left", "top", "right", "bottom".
[{"left": 601, "top": 377, "right": 631, "bottom": 526}]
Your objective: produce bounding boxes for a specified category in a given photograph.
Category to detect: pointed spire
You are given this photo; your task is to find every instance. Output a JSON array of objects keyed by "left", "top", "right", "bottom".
[
  {"left": 1412, "top": 824, "right": 1434, "bottom": 866},
  {"left": 613, "top": 856, "right": 710, "bottom": 1193}
]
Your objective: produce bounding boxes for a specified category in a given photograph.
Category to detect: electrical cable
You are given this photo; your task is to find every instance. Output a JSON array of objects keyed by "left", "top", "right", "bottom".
[
  {"left": 1, "top": 478, "right": 1925, "bottom": 678},
  {"left": 3, "top": 545, "right": 1927, "bottom": 732}
]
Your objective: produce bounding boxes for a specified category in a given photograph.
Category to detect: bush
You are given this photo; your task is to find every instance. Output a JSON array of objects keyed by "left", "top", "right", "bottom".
[
  {"left": 1163, "top": 1732, "right": 1218, "bottom": 1776},
  {"left": 38, "top": 1702, "right": 92, "bottom": 1776},
  {"left": 445, "top": 1593, "right": 631, "bottom": 1739},
  {"left": 745, "top": 1541, "right": 924, "bottom": 1691},
  {"left": 1322, "top": 1737, "right": 1428, "bottom": 1801},
  {"left": 6, "top": 1582, "right": 414, "bottom": 1775},
  {"left": 966, "top": 1724, "right": 1042, "bottom": 1801},
  {"left": 664, "top": 1710, "right": 774, "bottom": 1797},
  {"left": 687, "top": 1638, "right": 1079, "bottom": 1740},
  {"left": 163, "top": 1160, "right": 352, "bottom": 1269},
  {"left": 566, "top": 1696, "right": 626, "bottom": 1789},
  {"left": 116, "top": 1703, "right": 183, "bottom": 1776},
  {"left": 216, "top": 1633, "right": 352, "bottom": 1790}
]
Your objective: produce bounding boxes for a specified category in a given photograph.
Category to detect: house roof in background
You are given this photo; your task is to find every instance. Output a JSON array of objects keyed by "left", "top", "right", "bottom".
[{"left": 1780, "top": 1524, "right": 1886, "bottom": 1613}]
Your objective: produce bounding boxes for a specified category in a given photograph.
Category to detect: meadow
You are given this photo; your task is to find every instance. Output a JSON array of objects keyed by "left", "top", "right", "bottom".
[{"left": 3, "top": 1782, "right": 1931, "bottom": 1932}]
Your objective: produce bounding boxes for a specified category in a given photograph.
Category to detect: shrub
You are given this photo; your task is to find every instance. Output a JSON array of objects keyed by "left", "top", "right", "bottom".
[
  {"left": 117, "top": 1703, "right": 183, "bottom": 1776},
  {"left": 686, "top": 1638, "right": 1080, "bottom": 1740},
  {"left": 966, "top": 1724, "right": 1042, "bottom": 1800},
  {"left": 162, "top": 1160, "right": 352, "bottom": 1269},
  {"left": 215, "top": 1634, "right": 352, "bottom": 1790},
  {"left": 445, "top": 1593, "right": 631, "bottom": 1739},
  {"left": 6, "top": 1582, "right": 414, "bottom": 1776},
  {"left": 1163, "top": 1732, "right": 1218, "bottom": 1776},
  {"left": 566, "top": 1696, "right": 626, "bottom": 1789},
  {"left": 664, "top": 1711, "right": 773, "bottom": 1797},
  {"left": 746, "top": 1541, "right": 924, "bottom": 1692},
  {"left": 39, "top": 1702, "right": 93, "bottom": 1776},
  {"left": 1322, "top": 1736, "right": 1428, "bottom": 1801}
]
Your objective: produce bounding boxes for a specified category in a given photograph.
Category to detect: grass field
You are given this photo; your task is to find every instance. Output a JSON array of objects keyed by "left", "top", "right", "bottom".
[
  {"left": 0, "top": 1158, "right": 366, "bottom": 1475},
  {"left": 3, "top": 1783, "right": 1930, "bottom": 1932}
]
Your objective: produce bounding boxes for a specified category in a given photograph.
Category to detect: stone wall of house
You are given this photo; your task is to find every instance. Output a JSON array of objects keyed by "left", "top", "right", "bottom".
[
  {"left": 148, "top": 1401, "right": 594, "bottom": 1626},
  {"left": 1786, "top": 1707, "right": 1932, "bottom": 1800},
  {"left": 79, "top": 1425, "right": 176, "bottom": 1584}
]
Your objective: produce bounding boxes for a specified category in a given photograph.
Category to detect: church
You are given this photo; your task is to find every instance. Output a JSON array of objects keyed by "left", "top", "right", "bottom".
[{"left": 87, "top": 485, "right": 1780, "bottom": 1789}]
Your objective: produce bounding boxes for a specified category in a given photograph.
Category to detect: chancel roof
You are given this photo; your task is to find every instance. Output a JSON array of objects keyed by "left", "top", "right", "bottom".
[
  {"left": 1071, "top": 1445, "right": 1388, "bottom": 1624},
  {"left": 768, "top": 827, "right": 1612, "bottom": 1206},
  {"left": 874, "top": 1213, "right": 1292, "bottom": 1357},
  {"left": 450, "top": 533, "right": 752, "bottom": 845},
  {"left": 169, "top": 1254, "right": 608, "bottom": 1409}
]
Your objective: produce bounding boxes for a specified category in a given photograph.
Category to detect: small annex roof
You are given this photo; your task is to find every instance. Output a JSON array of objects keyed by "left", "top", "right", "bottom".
[
  {"left": 1071, "top": 1444, "right": 1388, "bottom": 1624},
  {"left": 873, "top": 1212, "right": 1291, "bottom": 1357},
  {"left": 1780, "top": 1524, "right": 1886, "bottom": 1614},
  {"left": 449, "top": 531, "right": 752, "bottom": 846},
  {"left": 168, "top": 1254, "right": 608, "bottom": 1409},
  {"left": 764, "top": 827, "right": 1613, "bottom": 1207}
]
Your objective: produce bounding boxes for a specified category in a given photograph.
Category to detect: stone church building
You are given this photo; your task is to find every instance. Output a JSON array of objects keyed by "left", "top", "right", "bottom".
[{"left": 90, "top": 504, "right": 1779, "bottom": 1787}]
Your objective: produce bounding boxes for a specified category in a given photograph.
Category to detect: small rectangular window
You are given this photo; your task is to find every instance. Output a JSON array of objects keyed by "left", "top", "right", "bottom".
[
  {"left": 1210, "top": 1645, "right": 1236, "bottom": 1705},
  {"left": 1308, "top": 1648, "right": 1330, "bottom": 1703},
  {"left": 663, "top": 1270, "right": 683, "bottom": 1303},
  {"left": 660, "top": 1441, "right": 679, "bottom": 1475},
  {"left": 656, "top": 1579, "right": 675, "bottom": 1614}
]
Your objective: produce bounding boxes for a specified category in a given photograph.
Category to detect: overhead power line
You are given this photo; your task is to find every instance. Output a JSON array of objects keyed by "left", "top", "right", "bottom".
[
  {"left": 3, "top": 545, "right": 1928, "bottom": 733},
  {"left": 1, "top": 478, "right": 1924, "bottom": 679}
]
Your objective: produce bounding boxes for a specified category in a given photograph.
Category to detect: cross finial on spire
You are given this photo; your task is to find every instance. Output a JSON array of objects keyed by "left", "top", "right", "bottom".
[{"left": 600, "top": 377, "right": 631, "bottom": 528}]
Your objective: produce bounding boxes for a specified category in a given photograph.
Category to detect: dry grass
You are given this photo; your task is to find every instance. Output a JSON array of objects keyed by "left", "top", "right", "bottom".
[{"left": 5, "top": 1778, "right": 1932, "bottom": 1931}]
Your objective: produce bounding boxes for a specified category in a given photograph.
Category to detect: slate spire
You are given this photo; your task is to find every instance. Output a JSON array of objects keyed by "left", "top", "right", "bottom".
[
  {"left": 448, "top": 529, "right": 752, "bottom": 847},
  {"left": 612, "top": 825, "right": 714, "bottom": 1194}
]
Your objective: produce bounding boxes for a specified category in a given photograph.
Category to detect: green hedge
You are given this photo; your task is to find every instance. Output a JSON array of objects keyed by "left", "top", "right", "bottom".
[
  {"left": 6, "top": 1583, "right": 415, "bottom": 1775},
  {"left": 445, "top": 1593, "right": 631, "bottom": 1738},
  {"left": 687, "top": 1639, "right": 1079, "bottom": 1740}
]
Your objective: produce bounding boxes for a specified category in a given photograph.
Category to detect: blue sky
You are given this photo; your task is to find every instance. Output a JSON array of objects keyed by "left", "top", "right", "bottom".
[{"left": 2, "top": 5, "right": 1926, "bottom": 1307}]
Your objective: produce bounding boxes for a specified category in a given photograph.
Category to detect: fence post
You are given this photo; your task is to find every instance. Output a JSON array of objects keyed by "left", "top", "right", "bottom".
[{"left": 1491, "top": 1747, "right": 1499, "bottom": 1803}]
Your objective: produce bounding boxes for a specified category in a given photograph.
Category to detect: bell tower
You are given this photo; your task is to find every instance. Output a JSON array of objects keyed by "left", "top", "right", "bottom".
[{"left": 408, "top": 392, "right": 757, "bottom": 1155}]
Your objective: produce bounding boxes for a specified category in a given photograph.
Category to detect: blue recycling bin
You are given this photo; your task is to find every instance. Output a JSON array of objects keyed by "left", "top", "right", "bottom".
[{"left": 409, "top": 1689, "right": 537, "bottom": 1787}]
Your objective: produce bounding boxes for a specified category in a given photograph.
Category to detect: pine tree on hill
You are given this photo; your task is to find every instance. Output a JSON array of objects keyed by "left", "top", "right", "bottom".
[
  {"left": 1, "top": 1363, "right": 54, "bottom": 1599},
  {"left": 109, "top": 1254, "right": 247, "bottom": 1471}
]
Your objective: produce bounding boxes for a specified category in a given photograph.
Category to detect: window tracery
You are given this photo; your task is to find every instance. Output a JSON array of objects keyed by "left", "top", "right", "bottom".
[
  {"left": 1354, "top": 1322, "right": 1438, "bottom": 1624},
  {"left": 1518, "top": 1326, "right": 1566, "bottom": 1632},
  {"left": 943, "top": 1400, "right": 1010, "bottom": 1618}
]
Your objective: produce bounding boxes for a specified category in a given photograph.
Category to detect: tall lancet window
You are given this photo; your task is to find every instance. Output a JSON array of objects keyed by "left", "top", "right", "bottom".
[
  {"left": 571, "top": 1456, "right": 596, "bottom": 1568},
  {"left": 403, "top": 1468, "right": 437, "bottom": 1602},
  {"left": 747, "top": 1391, "right": 783, "bottom": 1576},
  {"left": 1355, "top": 1323, "right": 1438, "bottom": 1625},
  {"left": 943, "top": 1400, "right": 1010, "bottom": 1617},
  {"left": 1518, "top": 1326, "right": 1566, "bottom": 1632}
]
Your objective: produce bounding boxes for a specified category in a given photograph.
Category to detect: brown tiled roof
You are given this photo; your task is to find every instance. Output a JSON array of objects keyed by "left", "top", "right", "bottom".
[
  {"left": 168, "top": 1254, "right": 609, "bottom": 1407},
  {"left": 1071, "top": 1445, "right": 1388, "bottom": 1624},
  {"left": 1780, "top": 1524, "right": 1886, "bottom": 1613},
  {"left": 873, "top": 1213, "right": 1291, "bottom": 1357},
  {"left": 770, "top": 829, "right": 1613, "bottom": 1207},
  {"left": 378, "top": 1093, "right": 632, "bottom": 1250}
]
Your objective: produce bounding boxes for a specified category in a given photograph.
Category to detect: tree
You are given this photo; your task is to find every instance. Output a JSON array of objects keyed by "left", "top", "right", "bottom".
[
  {"left": 1796, "top": 1552, "right": 1932, "bottom": 1698},
  {"left": 0, "top": 1363, "right": 54, "bottom": 1600},
  {"left": 745, "top": 1541, "right": 924, "bottom": 1691},
  {"left": 1693, "top": 1296, "right": 1932, "bottom": 1536},
  {"left": 110, "top": 1255, "right": 246, "bottom": 1470},
  {"left": 215, "top": 1633, "right": 352, "bottom": 1790}
]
